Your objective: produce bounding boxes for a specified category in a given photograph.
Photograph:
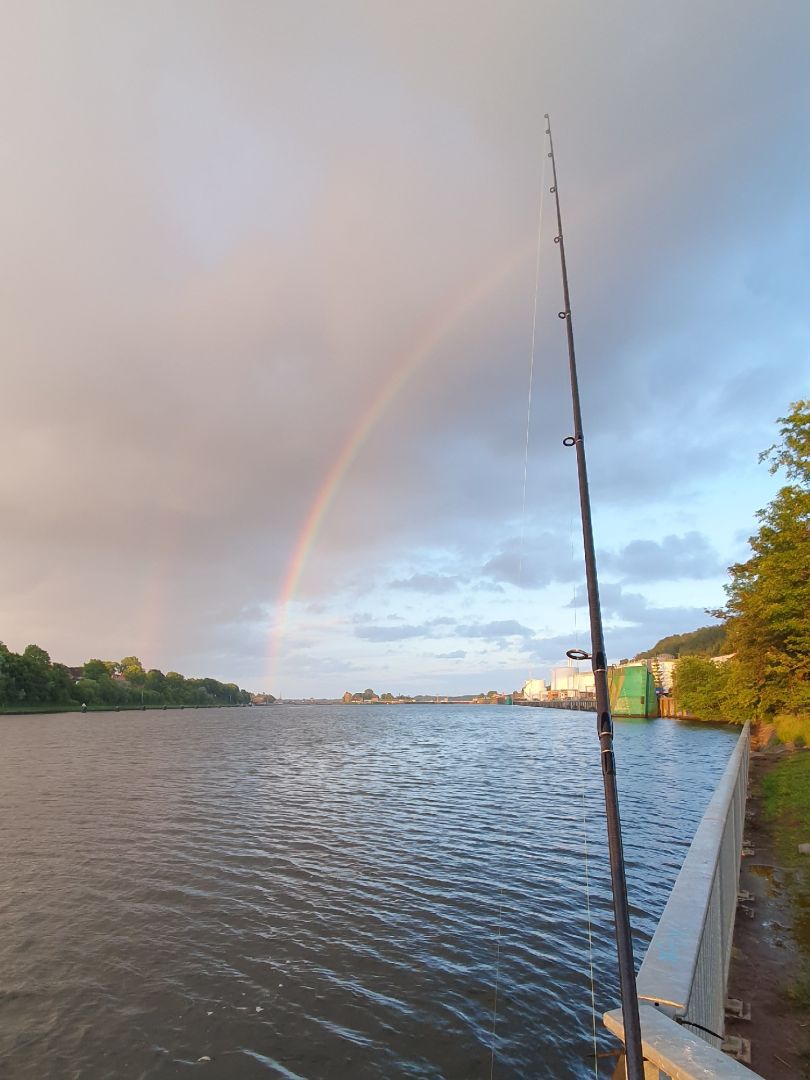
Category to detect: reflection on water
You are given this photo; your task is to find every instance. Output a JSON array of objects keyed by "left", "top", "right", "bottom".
[{"left": 0, "top": 706, "right": 737, "bottom": 1078}]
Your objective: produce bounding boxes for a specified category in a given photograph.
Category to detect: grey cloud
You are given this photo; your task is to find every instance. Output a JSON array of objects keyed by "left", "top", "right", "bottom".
[
  {"left": 566, "top": 583, "right": 650, "bottom": 622},
  {"left": 354, "top": 624, "right": 432, "bottom": 642},
  {"left": 481, "top": 551, "right": 548, "bottom": 589},
  {"left": 436, "top": 650, "right": 466, "bottom": 660},
  {"left": 1, "top": 2, "right": 808, "bottom": 697},
  {"left": 390, "top": 573, "right": 461, "bottom": 593},
  {"left": 601, "top": 532, "right": 723, "bottom": 583},
  {"left": 456, "top": 620, "right": 535, "bottom": 640},
  {"left": 473, "top": 580, "right": 505, "bottom": 593},
  {"left": 481, "top": 531, "right": 579, "bottom": 589}
]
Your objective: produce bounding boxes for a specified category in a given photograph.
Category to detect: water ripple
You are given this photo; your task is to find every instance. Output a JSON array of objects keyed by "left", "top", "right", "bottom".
[{"left": 0, "top": 706, "right": 736, "bottom": 1078}]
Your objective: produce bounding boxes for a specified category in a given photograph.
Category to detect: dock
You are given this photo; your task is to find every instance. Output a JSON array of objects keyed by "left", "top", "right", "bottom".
[{"left": 516, "top": 697, "right": 596, "bottom": 712}]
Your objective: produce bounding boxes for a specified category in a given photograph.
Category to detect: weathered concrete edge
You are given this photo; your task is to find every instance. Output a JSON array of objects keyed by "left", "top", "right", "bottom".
[{"left": 605, "top": 1004, "right": 761, "bottom": 1079}]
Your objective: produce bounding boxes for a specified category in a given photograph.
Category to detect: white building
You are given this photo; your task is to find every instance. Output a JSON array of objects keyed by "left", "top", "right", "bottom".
[
  {"left": 522, "top": 678, "right": 548, "bottom": 701},
  {"left": 551, "top": 662, "right": 595, "bottom": 698},
  {"left": 648, "top": 655, "right": 677, "bottom": 693}
]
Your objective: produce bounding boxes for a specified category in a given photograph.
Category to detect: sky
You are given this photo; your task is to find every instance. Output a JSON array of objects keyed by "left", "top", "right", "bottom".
[{"left": 1, "top": 1, "right": 808, "bottom": 697}]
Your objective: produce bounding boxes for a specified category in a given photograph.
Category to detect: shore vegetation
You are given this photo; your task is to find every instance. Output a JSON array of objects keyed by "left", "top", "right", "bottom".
[
  {"left": 762, "top": 752, "right": 810, "bottom": 1010},
  {"left": 671, "top": 400, "right": 809, "bottom": 736},
  {"left": 0, "top": 646, "right": 251, "bottom": 713}
]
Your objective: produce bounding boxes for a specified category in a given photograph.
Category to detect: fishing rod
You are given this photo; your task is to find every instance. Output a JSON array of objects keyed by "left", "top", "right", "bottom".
[{"left": 544, "top": 114, "right": 645, "bottom": 1079}]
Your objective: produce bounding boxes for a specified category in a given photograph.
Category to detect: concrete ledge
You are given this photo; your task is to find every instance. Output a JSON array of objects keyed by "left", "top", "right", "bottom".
[{"left": 605, "top": 1004, "right": 761, "bottom": 1079}]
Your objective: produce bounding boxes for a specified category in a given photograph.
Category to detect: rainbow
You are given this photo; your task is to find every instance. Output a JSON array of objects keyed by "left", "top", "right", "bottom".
[{"left": 266, "top": 240, "right": 534, "bottom": 689}]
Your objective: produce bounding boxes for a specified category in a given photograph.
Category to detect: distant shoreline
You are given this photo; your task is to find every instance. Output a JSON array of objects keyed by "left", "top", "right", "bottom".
[{"left": 0, "top": 702, "right": 252, "bottom": 716}]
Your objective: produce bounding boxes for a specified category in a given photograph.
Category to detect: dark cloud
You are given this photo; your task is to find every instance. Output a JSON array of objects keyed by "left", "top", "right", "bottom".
[
  {"left": 0, "top": 2, "right": 807, "bottom": 694},
  {"left": 566, "top": 583, "right": 653, "bottom": 622},
  {"left": 481, "top": 531, "right": 580, "bottom": 589},
  {"left": 601, "top": 532, "right": 724, "bottom": 583}
]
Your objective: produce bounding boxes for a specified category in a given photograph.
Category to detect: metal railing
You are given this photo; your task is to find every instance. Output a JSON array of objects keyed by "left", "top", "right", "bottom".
[
  {"left": 604, "top": 1002, "right": 757, "bottom": 1080},
  {"left": 605, "top": 721, "right": 756, "bottom": 1078}
]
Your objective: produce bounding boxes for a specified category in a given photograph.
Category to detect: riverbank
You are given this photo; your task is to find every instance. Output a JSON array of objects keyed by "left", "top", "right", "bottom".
[
  {"left": 726, "top": 747, "right": 810, "bottom": 1077},
  {"left": 0, "top": 702, "right": 251, "bottom": 715}
]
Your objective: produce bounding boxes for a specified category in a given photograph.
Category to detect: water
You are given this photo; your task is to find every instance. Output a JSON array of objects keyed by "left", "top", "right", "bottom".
[{"left": 0, "top": 706, "right": 738, "bottom": 1079}]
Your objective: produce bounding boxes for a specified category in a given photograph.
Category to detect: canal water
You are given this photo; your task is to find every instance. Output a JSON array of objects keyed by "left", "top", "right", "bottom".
[{"left": 0, "top": 705, "right": 738, "bottom": 1079}]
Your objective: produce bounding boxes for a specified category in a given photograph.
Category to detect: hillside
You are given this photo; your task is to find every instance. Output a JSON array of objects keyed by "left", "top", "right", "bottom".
[{"left": 634, "top": 623, "right": 728, "bottom": 660}]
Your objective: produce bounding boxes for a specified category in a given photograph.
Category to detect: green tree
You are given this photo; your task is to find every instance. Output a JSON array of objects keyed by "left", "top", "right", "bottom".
[
  {"left": 75, "top": 677, "right": 102, "bottom": 705},
  {"left": 120, "top": 656, "right": 146, "bottom": 684},
  {"left": 19, "top": 644, "right": 55, "bottom": 705},
  {"left": 719, "top": 401, "right": 810, "bottom": 720},
  {"left": 23, "top": 644, "right": 51, "bottom": 666},
  {"left": 146, "top": 669, "right": 166, "bottom": 691},
  {"left": 362, "top": 688, "right": 376, "bottom": 700},
  {"left": 635, "top": 624, "right": 728, "bottom": 659},
  {"left": 84, "top": 659, "right": 112, "bottom": 680},
  {"left": 673, "top": 656, "right": 731, "bottom": 720}
]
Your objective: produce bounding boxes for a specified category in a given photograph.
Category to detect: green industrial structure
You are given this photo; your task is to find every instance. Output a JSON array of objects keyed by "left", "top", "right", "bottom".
[{"left": 608, "top": 664, "right": 658, "bottom": 718}]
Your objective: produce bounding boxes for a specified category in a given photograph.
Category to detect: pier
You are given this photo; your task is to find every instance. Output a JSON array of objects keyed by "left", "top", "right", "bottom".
[{"left": 517, "top": 696, "right": 596, "bottom": 712}]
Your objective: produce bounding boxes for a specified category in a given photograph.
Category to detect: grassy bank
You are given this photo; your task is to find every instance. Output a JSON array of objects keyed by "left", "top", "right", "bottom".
[
  {"left": 0, "top": 703, "right": 250, "bottom": 716},
  {"left": 762, "top": 751, "right": 810, "bottom": 1011}
]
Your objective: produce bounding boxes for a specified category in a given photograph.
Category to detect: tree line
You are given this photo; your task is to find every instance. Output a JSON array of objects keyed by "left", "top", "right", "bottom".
[
  {"left": 0, "top": 646, "right": 251, "bottom": 712},
  {"left": 672, "top": 400, "right": 809, "bottom": 731}
]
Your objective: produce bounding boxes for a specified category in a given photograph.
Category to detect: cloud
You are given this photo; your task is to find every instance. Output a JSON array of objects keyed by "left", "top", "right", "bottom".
[
  {"left": 601, "top": 532, "right": 724, "bottom": 583},
  {"left": 0, "top": 2, "right": 807, "bottom": 695},
  {"left": 455, "top": 620, "right": 535, "bottom": 640},
  {"left": 436, "top": 650, "right": 466, "bottom": 659},
  {"left": 480, "top": 530, "right": 579, "bottom": 589},
  {"left": 354, "top": 623, "right": 432, "bottom": 642},
  {"left": 390, "top": 573, "right": 461, "bottom": 593}
]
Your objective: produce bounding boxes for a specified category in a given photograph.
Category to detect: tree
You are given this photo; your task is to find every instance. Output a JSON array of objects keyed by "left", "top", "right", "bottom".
[
  {"left": 120, "top": 656, "right": 146, "bottom": 684},
  {"left": 362, "top": 688, "right": 376, "bottom": 700},
  {"left": 84, "top": 659, "right": 111, "bottom": 680},
  {"left": 0, "top": 641, "right": 252, "bottom": 713},
  {"left": 673, "top": 656, "right": 730, "bottom": 720},
  {"left": 23, "top": 644, "right": 51, "bottom": 666},
  {"left": 75, "top": 677, "right": 101, "bottom": 705},
  {"left": 718, "top": 400, "right": 810, "bottom": 720},
  {"left": 634, "top": 625, "right": 728, "bottom": 660}
]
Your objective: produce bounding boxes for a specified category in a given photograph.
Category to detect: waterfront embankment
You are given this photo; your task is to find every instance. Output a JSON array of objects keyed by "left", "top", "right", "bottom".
[{"left": 726, "top": 746, "right": 810, "bottom": 1078}]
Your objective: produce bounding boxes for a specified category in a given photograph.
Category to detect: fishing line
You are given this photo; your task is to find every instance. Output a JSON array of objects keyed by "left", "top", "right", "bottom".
[
  {"left": 581, "top": 782, "right": 599, "bottom": 1078},
  {"left": 570, "top": 510, "right": 581, "bottom": 651},
  {"left": 572, "top": 493, "right": 598, "bottom": 1074},
  {"left": 516, "top": 147, "right": 548, "bottom": 586},
  {"left": 489, "top": 130, "right": 548, "bottom": 1080}
]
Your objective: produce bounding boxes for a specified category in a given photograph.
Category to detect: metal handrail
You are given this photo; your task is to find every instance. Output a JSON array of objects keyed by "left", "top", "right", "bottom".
[
  {"left": 604, "top": 722, "right": 754, "bottom": 1078},
  {"left": 634, "top": 721, "right": 750, "bottom": 1043},
  {"left": 604, "top": 1003, "right": 759, "bottom": 1079}
]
